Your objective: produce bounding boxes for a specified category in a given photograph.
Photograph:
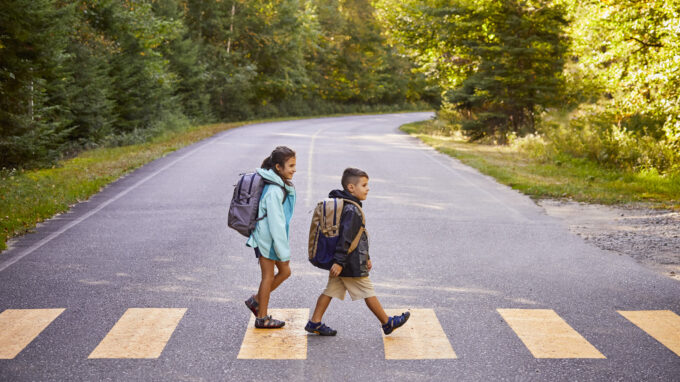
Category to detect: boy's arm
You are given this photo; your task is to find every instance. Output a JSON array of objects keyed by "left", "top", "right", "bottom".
[{"left": 333, "top": 205, "right": 363, "bottom": 268}]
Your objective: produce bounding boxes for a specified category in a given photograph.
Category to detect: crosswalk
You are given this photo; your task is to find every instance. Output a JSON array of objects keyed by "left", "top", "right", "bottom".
[
  {"left": 0, "top": 308, "right": 678, "bottom": 360},
  {"left": 89, "top": 308, "right": 187, "bottom": 359},
  {"left": 383, "top": 309, "right": 457, "bottom": 360},
  {"left": 237, "top": 308, "right": 309, "bottom": 360},
  {"left": 497, "top": 309, "right": 605, "bottom": 358},
  {"left": 0, "top": 309, "right": 65, "bottom": 359}
]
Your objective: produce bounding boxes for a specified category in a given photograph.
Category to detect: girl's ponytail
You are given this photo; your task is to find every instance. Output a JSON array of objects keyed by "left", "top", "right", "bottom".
[{"left": 261, "top": 155, "right": 274, "bottom": 170}]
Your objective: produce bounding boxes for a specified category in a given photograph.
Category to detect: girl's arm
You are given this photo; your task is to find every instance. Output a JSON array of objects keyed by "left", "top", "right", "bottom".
[{"left": 264, "top": 187, "right": 290, "bottom": 259}]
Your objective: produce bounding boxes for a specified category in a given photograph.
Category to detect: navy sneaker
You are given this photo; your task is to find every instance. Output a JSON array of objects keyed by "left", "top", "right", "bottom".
[
  {"left": 382, "top": 311, "right": 410, "bottom": 335},
  {"left": 305, "top": 320, "right": 337, "bottom": 336}
]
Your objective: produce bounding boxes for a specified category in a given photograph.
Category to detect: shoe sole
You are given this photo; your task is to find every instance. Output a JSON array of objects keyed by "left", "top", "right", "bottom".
[
  {"left": 255, "top": 325, "right": 285, "bottom": 329},
  {"left": 305, "top": 328, "right": 337, "bottom": 336},
  {"left": 245, "top": 298, "right": 258, "bottom": 317}
]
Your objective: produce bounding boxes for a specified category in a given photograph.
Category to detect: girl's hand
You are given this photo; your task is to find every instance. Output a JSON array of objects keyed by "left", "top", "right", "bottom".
[
  {"left": 330, "top": 264, "right": 343, "bottom": 277},
  {"left": 367, "top": 259, "right": 372, "bottom": 271}
]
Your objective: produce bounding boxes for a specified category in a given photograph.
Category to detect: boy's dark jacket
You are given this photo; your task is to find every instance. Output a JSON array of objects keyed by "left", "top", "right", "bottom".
[{"left": 329, "top": 189, "right": 370, "bottom": 277}]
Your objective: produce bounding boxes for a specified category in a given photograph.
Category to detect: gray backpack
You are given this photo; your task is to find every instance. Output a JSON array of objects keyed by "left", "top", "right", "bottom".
[{"left": 228, "top": 172, "right": 287, "bottom": 237}]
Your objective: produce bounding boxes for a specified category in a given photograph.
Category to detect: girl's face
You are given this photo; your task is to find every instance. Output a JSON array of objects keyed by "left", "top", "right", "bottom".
[{"left": 276, "top": 156, "right": 296, "bottom": 180}]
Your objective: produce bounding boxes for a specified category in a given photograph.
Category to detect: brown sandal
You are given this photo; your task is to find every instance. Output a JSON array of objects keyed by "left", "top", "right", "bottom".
[
  {"left": 255, "top": 315, "right": 285, "bottom": 328},
  {"left": 245, "top": 295, "right": 259, "bottom": 316}
]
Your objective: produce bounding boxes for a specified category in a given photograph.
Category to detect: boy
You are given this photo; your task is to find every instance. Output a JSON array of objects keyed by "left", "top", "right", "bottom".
[{"left": 305, "top": 168, "right": 410, "bottom": 336}]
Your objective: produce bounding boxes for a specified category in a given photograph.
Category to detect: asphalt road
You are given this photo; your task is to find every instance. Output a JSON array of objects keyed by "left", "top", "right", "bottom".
[{"left": 1, "top": 113, "right": 678, "bottom": 381}]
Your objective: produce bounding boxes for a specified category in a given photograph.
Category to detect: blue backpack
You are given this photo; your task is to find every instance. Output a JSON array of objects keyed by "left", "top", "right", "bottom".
[{"left": 308, "top": 198, "right": 365, "bottom": 269}]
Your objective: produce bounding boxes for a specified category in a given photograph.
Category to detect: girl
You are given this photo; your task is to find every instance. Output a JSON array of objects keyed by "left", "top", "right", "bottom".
[{"left": 245, "top": 146, "right": 296, "bottom": 328}]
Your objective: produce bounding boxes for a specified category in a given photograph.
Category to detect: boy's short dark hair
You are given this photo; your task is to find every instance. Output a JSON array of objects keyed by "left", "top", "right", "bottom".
[{"left": 341, "top": 167, "right": 369, "bottom": 189}]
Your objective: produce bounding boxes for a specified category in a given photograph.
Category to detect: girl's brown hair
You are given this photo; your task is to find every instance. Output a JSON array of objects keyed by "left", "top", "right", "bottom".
[{"left": 261, "top": 146, "right": 296, "bottom": 186}]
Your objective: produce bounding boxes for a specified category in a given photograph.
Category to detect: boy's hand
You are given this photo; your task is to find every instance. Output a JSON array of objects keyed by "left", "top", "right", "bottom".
[
  {"left": 330, "top": 264, "right": 343, "bottom": 277},
  {"left": 367, "top": 259, "right": 372, "bottom": 271}
]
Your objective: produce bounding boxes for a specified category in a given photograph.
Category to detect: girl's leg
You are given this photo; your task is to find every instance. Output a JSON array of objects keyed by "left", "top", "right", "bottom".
[
  {"left": 271, "top": 260, "right": 291, "bottom": 292},
  {"left": 257, "top": 257, "right": 276, "bottom": 318},
  {"left": 252, "top": 260, "right": 291, "bottom": 304}
]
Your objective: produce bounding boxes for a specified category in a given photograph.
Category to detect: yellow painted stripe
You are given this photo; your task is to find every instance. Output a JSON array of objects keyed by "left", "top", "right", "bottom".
[
  {"left": 237, "top": 308, "right": 309, "bottom": 360},
  {"left": 618, "top": 310, "right": 680, "bottom": 356},
  {"left": 498, "top": 309, "right": 605, "bottom": 359},
  {"left": 0, "top": 309, "right": 65, "bottom": 359},
  {"left": 89, "top": 308, "right": 186, "bottom": 359},
  {"left": 382, "top": 309, "right": 456, "bottom": 360}
]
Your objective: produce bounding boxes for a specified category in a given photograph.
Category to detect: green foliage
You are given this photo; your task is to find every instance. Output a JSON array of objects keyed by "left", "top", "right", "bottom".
[
  {"left": 0, "top": 0, "right": 74, "bottom": 168},
  {"left": 565, "top": 0, "right": 680, "bottom": 155},
  {"left": 378, "top": 0, "right": 569, "bottom": 142},
  {"left": 511, "top": 0, "right": 680, "bottom": 176},
  {"left": 312, "top": 0, "right": 422, "bottom": 104},
  {"left": 95, "top": 1, "right": 184, "bottom": 133},
  {"left": 153, "top": 0, "right": 212, "bottom": 121},
  {"left": 525, "top": 108, "right": 680, "bottom": 175},
  {"left": 0, "top": 0, "right": 428, "bottom": 169},
  {"left": 382, "top": 0, "right": 678, "bottom": 176}
]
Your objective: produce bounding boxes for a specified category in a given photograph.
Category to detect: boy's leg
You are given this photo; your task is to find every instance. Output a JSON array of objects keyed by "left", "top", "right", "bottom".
[
  {"left": 311, "top": 294, "right": 333, "bottom": 323},
  {"left": 364, "top": 296, "right": 389, "bottom": 325},
  {"left": 306, "top": 293, "right": 338, "bottom": 336}
]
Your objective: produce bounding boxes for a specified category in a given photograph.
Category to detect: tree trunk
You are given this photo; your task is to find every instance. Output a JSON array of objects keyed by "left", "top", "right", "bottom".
[{"left": 227, "top": 2, "right": 235, "bottom": 53}]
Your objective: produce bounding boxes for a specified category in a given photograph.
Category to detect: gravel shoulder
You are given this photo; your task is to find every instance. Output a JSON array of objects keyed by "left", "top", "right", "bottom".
[{"left": 539, "top": 199, "right": 680, "bottom": 281}]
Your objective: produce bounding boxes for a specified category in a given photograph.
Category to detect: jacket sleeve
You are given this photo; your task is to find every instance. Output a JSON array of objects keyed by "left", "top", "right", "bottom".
[
  {"left": 264, "top": 186, "right": 290, "bottom": 260},
  {"left": 333, "top": 205, "right": 363, "bottom": 267}
]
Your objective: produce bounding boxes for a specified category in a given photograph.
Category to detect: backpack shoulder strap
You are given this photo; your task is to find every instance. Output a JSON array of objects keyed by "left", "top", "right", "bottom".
[
  {"left": 343, "top": 200, "right": 366, "bottom": 254},
  {"left": 262, "top": 179, "right": 288, "bottom": 204}
]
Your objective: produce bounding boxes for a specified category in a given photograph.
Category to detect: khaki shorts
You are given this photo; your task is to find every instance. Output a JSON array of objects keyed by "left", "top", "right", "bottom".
[{"left": 322, "top": 276, "right": 376, "bottom": 301}]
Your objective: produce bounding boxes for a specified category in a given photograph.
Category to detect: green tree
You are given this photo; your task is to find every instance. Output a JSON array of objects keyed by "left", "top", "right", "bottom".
[
  {"left": 89, "top": 0, "right": 185, "bottom": 135},
  {"left": 153, "top": 0, "right": 212, "bottom": 122},
  {"left": 238, "top": 0, "right": 316, "bottom": 112},
  {"left": 63, "top": 2, "right": 116, "bottom": 146},
  {"left": 567, "top": 0, "right": 680, "bottom": 149},
  {"left": 380, "top": 0, "right": 569, "bottom": 142},
  {"left": 0, "top": 0, "right": 74, "bottom": 167},
  {"left": 0, "top": 0, "right": 429, "bottom": 169},
  {"left": 313, "top": 0, "right": 422, "bottom": 105},
  {"left": 181, "top": 0, "right": 258, "bottom": 120}
]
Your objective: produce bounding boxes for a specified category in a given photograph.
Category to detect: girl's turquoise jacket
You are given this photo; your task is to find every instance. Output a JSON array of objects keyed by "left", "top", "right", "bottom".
[{"left": 246, "top": 168, "right": 296, "bottom": 261}]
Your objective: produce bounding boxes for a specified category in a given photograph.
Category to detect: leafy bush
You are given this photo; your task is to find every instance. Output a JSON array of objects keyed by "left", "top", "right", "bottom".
[
  {"left": 102, "top": 112, "right": 190, "bottom": 148},
  {"left": 519, "top": 107, "right": 680, "bottom": 175}
]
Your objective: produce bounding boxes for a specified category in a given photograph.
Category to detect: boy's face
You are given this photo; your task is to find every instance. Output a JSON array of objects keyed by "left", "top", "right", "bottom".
[{"left": 347, "top": 176, "right": 370, "bottom": 201}]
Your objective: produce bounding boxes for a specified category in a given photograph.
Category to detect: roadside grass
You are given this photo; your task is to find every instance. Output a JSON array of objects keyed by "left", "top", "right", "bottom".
[
  {"left": 0, "top": 120, "right": 247, "bottom": 252},
  {"left": 402, "top": 120, "right": 680, "bottom": 210}
]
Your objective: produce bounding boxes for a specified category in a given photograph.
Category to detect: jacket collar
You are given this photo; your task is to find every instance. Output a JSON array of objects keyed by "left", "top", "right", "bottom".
[
  {"left": 257, "top": 168, "right": 295, "bottom": 194},
  {"left": 328, "top": 189, "right": 362, "bottom": 207}
]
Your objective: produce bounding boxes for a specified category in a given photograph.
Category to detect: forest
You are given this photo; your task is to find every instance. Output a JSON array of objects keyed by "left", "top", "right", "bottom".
[{"left": 1, "top": 0, "right": 678, "bottom": 176}]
